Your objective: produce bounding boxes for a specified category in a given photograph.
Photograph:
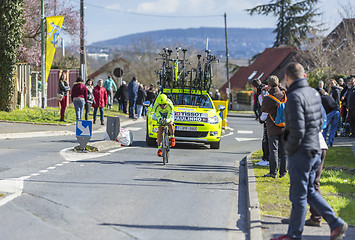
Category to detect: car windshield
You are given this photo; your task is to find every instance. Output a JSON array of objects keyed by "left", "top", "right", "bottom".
[{"left": 167, "top": 93, "right": 213, "bottom": 109}]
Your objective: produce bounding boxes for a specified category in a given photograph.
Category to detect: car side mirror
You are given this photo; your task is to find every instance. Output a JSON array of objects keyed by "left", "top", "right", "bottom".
[
  {"left": 218, "top": 105, "right": 226, "bottom": 111},
  {"left": 143, "top": 101, "right": 150, "bottom": 107}
]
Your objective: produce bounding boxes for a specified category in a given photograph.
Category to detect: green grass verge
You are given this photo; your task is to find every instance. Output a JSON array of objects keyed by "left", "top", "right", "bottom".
[
  {"left": 0, "top": 104, "right": 127, "bottom": 124},
  {"left": 251, "top": 148, "right": 355, "bottom": 225}
]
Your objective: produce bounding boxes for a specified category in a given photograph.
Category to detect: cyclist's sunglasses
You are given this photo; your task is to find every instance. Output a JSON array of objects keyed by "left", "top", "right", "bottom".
[{"left": 159, "top": 103, "right": 166, "bottom": 107}]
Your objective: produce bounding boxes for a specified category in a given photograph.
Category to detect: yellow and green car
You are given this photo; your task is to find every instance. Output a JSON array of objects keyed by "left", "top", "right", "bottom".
[{"left": 144, "top": 88, "right": 225, "bottom": 149}]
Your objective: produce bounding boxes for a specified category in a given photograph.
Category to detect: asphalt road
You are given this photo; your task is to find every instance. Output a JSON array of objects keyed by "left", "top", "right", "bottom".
[{"left": 0, "top": 116, "right": 262, "bottom": 240}]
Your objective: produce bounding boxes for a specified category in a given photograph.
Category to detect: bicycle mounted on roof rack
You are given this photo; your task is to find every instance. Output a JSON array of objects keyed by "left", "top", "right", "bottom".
[{"left": 155, "top": 47, "right": 218, "bottom": 101}]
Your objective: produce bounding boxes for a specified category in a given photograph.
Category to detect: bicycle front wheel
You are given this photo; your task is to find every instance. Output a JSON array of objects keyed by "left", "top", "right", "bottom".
[{"left": 162, "top": 129, "right": 168, "bottom": 165}]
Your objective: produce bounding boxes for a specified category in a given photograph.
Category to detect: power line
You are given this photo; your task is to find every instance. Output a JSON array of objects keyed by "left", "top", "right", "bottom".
[{"left": 85, "top": 2, "right": 223, "bottom": 19}]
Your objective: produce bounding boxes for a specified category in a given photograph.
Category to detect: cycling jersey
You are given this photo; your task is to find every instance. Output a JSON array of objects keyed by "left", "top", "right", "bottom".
[{"left": 153, "top": 98, "right": 174, "bottom": 124}]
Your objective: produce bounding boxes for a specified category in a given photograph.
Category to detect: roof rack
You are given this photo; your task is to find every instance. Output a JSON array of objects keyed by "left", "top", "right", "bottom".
[{"left": 155, "top": 48, "right": 218, "bottom": 94}]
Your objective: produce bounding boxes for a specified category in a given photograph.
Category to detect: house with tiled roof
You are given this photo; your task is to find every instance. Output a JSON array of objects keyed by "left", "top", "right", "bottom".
[
  {"left": 88, "top": 57, "right": 129, "bottom": 84},
  {"left": 219, "top": 46, "right": 298, "bottom": 110},
  {"left": 220, "top": 46, "right": 298, "bottom": 93}
]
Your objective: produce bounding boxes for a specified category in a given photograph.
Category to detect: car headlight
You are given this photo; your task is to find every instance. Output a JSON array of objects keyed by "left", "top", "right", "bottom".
[{"left": 208, "top": 115, "right": 219, "bottom": 124}]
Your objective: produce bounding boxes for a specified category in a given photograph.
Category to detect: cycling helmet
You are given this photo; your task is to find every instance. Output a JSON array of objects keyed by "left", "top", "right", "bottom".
[{"left": 157, "top": 94, "right": 168, "bottom": 105}]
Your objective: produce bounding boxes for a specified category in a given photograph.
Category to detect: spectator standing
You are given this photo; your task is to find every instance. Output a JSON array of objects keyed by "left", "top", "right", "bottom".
[
  {"left": 146, "top": 84, "right": 156, "bottom": 104},
  {"left": 261, "top": 75, "right": 287, "bottom": 178},
  {"left": 316, "top": 80, "right": 327, "bottom": 93},
  {"left": 252, "top": 79, "right": 269, "bottom": 166},
  {"left": 92, "top": 79, "right": 107, "bottom": 125},
  {"left": 338, "top": 78, "right": 346, "bottom": 90},
  {"left": 282, "top": 107, "right": 329, "bottom": 227},
  {"left": 340, "top": 80, "right": 351, "bottom": 125},
  {"left": 85, "top": 79, "right": 94, "bottom": 120},
  {"left": 347, "top": 78, "right": 355, "bottom": 137},
  {"left": 128, "top": 77, "right": 138, "bottom": 119},
  {"left": 273, "top": 62, "right": 347, "bottom": 240},
  {"left": 58, "top": 71, "right": 70, "bottom": 122},
  {"left": 103, "top": 75, "right": 117, "bottom": 109},
  {"left": 328, "top": 79, "right": 341, "bottom": 107},
  {"left": 136, "top": 84, "right": 147, "bottom": 118},
  {"left": 320, "top": 90, "right": 340, "bottom": 147},
  {"left": 115, "top": 81, "right": 128, "bottom": 114},
  {"left": 71, "top": 77, "right": 88, "bottom": 120}
]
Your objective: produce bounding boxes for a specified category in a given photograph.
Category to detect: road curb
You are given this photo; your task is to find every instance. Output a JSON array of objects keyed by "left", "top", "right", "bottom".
[{"left": 245, "top": 153, "right": 263, "bottom": 240}]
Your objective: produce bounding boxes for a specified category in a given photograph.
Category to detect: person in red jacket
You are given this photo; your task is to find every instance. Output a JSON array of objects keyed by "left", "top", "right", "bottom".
[
  {"left": 92, "top": 79, "right": 107, "bottom": 125},
  {"left": 71, "top": 77, "right": 88, "bottom": 120}
]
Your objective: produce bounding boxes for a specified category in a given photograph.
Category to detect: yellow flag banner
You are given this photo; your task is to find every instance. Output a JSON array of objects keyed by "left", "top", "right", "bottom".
[{"left": 45, "top": 15, "right": 65, "bottom": 83}]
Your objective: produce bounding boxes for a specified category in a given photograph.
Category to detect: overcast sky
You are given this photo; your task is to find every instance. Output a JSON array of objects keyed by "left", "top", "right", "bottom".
[{"left": 70, "top": 0, "right": 350, "bottom": 44}]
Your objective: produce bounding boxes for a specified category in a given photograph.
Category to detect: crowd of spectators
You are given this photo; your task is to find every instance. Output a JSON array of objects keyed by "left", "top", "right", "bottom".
[
  {"left": 253, "top": 76, "right": 355, "bottom": 170},
  {"left": 57, "top": 73, "right": 159, "bottom": 123}
]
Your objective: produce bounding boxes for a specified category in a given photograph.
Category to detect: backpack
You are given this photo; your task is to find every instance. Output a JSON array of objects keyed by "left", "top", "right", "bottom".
[{"left": 265, "top": 92, "right": 287, "bottom": 127}]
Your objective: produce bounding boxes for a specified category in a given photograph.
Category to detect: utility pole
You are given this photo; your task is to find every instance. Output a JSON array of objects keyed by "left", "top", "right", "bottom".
[
  {"left": 41, "top": 0, "right": 46, "bottom": 108},
  {"left": 224, "top": 13, "right": 231, "bottom": 107},
  {"left": 80, "top": 0, "right": 86, "bottom": 80}
]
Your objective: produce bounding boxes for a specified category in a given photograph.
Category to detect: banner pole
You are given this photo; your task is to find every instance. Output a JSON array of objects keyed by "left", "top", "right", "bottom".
[{"left": 41, "top": 0, "right": 46, "bottom": 108}]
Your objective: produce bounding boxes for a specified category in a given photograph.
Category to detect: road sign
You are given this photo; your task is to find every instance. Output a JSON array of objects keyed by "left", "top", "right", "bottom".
[
  {"left": 76, "top": 120, "right": 92, "bottom": 151},
  {"left": 113, "top": 67, "right": 123, "bottom": 78},
  {"left": 76, "top": 120, "right": 92, "bottom": 137}
]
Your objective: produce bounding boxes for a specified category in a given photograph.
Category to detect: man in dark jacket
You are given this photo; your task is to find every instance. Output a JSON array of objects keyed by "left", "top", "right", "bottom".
[
  {"left": 128, "top": 77, "right": 138, "bottom": 119},
  {"left": 328, "top": 79, "right": 340, "bottom": 106},
  {"left": 261, "top": 75, "right": 287, "bottom": 178},
  {"left": 272, "top": 62, "right": 347, "bottom": 240},
  {"left": 146, "top": 84, "right": 156, "bottom": 104},
  {"left": 115, "top": 81, "right": 128, "bottom": 114},
  {"left": 319, "top": 90, "right": 339, "bottom": 147},
  {"left": 136, "top": 84, "right": 147, "bottom": 118}
]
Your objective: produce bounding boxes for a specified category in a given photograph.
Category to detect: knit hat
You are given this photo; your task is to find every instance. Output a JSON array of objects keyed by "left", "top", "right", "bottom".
[{"left": 267, "top": 75, "right": 279, "bottom": 87}]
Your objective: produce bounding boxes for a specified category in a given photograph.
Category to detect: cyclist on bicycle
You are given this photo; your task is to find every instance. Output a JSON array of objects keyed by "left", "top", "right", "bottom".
[{"left": 153, "top": 94, "right": 175, "bottom": 157}]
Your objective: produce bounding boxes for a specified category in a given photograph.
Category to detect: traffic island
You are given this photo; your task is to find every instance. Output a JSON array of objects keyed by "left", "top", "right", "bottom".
[{"left": 83, "top": 140, "right": 121, "bottom": 152}]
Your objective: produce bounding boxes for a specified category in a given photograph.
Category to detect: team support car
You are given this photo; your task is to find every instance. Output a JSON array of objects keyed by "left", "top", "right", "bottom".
[{"left": 144, "top": 88, "right": 225, "bottom": 149}]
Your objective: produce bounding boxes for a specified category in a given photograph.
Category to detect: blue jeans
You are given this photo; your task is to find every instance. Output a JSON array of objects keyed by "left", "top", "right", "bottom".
[
  {"left": 73, "top": 99, "right": 85, "bottom": 120},
  {"left": 93, "top": 107, "right": 104, "bottom": 122},
  {"left": 137, "top": 105, "right": 143, "bottom": 118},
  {"left": 129, "top": 98, "right": 136, "bottom": 118},
  {"left": 287, "top": 150, "right": 344, "bottom": 239},
  {"left": 268, "top": 135, "right": 287, "bottom": 176},
  {"left": 322, "top": 110, "right": 339, "bottom": 146}
]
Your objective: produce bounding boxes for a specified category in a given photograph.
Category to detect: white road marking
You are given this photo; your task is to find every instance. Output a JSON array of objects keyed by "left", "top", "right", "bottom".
[
  {"left": 0, "top": 178, "right": 23, "bottom": 206},
  {"left": 237, "top": 130, "right": 253, "bottom": 134},
  {"left": 235, "top": 137, "right": 261, "bottom": 142},
  {"left": 31, "top": 173, "right": 40, "bottom": 176},
  {"left": 39, "top": 170, "right": 48, "bottom": 173},
  {"left": 221, "top": 132, "right": 234, "bottom": 138},
  {"left": 19, "top": 176, "right": 31, "bottom": 180},
  {"left": 124, "top": 127, "right": 142, "bottom": 131},
  {"left": 55, "top": 164, "right": 63, "bottom": 166},
  {"left": 47, "top": 167, "right": 56, "bottom": 170}
]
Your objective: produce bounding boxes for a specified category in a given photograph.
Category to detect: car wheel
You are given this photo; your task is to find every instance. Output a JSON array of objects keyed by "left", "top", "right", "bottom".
[
  {"left": 146, "top": 134, "right": 156, "bottom": 146},
  {"left": 210, "top": 141, "right": 220, "bottom": 149}
]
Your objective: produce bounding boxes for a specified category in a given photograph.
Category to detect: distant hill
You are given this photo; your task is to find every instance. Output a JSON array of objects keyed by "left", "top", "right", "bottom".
[{"left": 88, "top": 27, "right": 275, "bottom": 59}]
